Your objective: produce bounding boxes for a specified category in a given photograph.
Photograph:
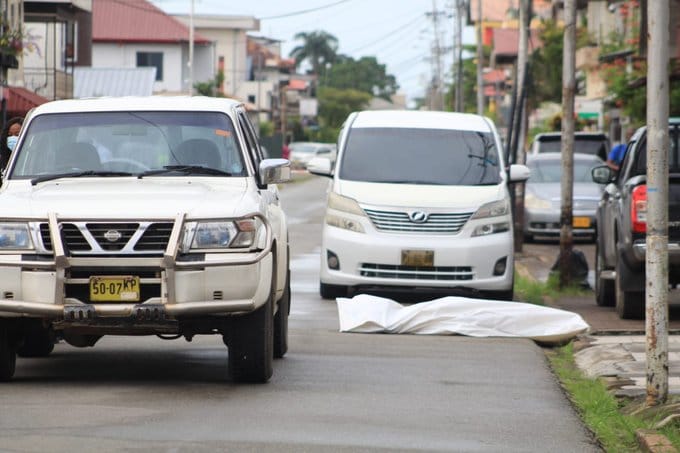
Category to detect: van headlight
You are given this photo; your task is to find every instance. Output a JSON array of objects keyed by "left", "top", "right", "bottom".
[
  {"left": 470, "top": 199, "right": 510, "bottom": 237},
  {"left": 181, "top": 219, "right": 258, "bottom": 251},
  {"left": 325, "top": 192, "right": 365, "bottom": 233},
  {"left": 0, "top": 223, "right": 33, "bottom": 250}
]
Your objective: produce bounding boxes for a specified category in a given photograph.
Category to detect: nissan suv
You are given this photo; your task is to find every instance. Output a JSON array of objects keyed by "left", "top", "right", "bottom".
[{"left": 0, "top": 96, "right": 291, "bottom": 382}]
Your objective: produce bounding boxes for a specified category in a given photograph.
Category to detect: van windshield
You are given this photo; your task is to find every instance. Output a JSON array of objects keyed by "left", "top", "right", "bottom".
[{"left": 339, "top": 127, "right": 501, "bottom": 185}]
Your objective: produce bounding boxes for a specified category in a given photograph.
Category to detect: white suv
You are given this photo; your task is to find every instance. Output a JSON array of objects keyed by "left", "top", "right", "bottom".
[
  {"left": 308, "top": 110, "right": 529, "bottom": 300},
  {"left": 0, "top": 97, "right": 291, "bottom": 383}
]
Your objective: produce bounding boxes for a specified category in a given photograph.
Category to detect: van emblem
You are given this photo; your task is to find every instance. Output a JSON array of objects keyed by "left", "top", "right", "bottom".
[
  {"left": 409, "top": 211, "right": 429, "bottom": 224},
  {"left": 104, "top": 230, "right": 122, "bottom": 242}
]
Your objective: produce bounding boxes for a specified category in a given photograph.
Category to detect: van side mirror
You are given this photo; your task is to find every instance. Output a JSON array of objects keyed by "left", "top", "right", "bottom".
[
  {"left": 508, "top": 164, "right": 530, "bottom": 183},
  {"left": 307, "top": 156, "right": 333, "bottom": 177}
]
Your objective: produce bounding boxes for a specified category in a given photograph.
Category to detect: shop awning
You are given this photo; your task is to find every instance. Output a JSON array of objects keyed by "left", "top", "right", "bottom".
[{"left": 1, "top": 86, "right": 48, "bottom": 117}]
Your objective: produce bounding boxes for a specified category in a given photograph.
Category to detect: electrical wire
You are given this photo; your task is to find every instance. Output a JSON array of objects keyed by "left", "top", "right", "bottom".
[{"left": 259, "top": 0, "right": 353, "bottom": 20}]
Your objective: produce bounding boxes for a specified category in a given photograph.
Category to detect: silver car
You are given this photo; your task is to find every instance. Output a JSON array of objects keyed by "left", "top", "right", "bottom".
[
  {"left": 289, "top": 142, "right": 337, "bottom": 169},
  {"left": 523, "top": 153, "right": 605, "bottom": 241}
]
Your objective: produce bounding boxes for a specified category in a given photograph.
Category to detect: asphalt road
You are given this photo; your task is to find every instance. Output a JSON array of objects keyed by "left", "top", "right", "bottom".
[{"left": 0, "top": 175, "right": 600, "bottom": 452}]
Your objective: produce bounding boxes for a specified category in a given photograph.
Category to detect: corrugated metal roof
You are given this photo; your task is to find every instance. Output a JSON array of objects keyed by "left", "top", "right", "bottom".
[
  {"left": 92, "top": 0, "right": 210, "bottom": 44},
  {"left": 73, "top": 67, "right": 157, "bottom": 98}
]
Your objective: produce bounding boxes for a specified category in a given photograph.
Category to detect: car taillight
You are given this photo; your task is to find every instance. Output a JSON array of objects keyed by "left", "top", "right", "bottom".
[{"left": 631, "top": 185, "right": 647, "bottom": 233}]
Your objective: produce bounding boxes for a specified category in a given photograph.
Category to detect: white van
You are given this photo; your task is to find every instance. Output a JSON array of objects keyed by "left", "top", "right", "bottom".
[{"left": 308, "top": 110, "right": 530, "bottom": 300}]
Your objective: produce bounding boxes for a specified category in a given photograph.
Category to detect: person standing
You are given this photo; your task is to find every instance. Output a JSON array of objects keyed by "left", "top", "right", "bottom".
[
  {"left": 282, "top": 136, "right": 291, "bottom": 160},
  {"left": 0, "top": 116, "right": 24, "bottom": 172}
]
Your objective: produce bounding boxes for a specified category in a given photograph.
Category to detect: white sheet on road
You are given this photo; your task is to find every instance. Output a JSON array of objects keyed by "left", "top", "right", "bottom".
[{"left": 337, "top": 294, "right": 590, "bottom": 345}]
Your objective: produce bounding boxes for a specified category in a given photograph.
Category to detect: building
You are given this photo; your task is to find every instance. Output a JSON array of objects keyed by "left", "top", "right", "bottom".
[{"left": 91, "top": 0, "right": 213, "bottom": 95}]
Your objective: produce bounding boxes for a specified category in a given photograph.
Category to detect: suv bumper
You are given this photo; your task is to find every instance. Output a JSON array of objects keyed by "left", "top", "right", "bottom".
[
  {"left": 632, "top": 240, "right": 680, "bottom": 262},
  {"left": 0, "top": 212, "right": 274, "bottom": 320}
]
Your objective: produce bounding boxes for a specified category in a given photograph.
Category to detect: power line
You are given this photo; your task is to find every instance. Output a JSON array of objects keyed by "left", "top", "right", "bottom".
[
  {"left": 345, "top": 14, "right": 426, "bottom": 55},
  {"left": 260, "top": 0, "right": 353, "bottom": 20}
]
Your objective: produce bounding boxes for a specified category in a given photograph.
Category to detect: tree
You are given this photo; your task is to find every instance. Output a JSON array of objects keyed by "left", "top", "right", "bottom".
[
  {"left": 289, "top": 30, "right": 339, "bottom": 76},
  {"left": 322, "top": 56, "right": 399, "bottom": 100},
  {"left": 317, "top": 87, "right": 371, "bottom": 129}
]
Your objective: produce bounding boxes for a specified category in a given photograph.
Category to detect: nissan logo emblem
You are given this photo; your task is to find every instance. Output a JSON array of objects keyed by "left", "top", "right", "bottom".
[
  {"left": 409, "top": 211, "right": 429, "bottom": 224},
  {"left": 104, "top": 230, "right": 122, "bottom": 242}
]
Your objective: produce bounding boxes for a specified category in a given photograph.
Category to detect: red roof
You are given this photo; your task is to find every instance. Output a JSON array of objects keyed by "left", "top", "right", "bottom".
[
  {"left": 92, "top": 0, "right": 210, "bottom": 44},
  {"left": 287, "top": 79, "right": 308, "bottom": 91},
  {"left": 483, "top": 69, "right": 506, "bottom": 84},
  {"left": 3, "top": 86, "right": 48, "bottom": 117},
  {"left": 493, "top": 28, "right": 542, "bottom": 57}
]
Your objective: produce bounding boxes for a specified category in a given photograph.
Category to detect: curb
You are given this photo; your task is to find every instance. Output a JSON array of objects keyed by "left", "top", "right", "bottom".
[{"left": 636, "top": 429, "right": 678, "bottom": 453}]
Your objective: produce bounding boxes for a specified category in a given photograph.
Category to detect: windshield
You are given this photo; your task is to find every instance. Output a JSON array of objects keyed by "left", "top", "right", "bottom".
[
  {"left": 528, "top": 158, "right": 600, "bottom": 183},
  {"left": 536, "top": 136, "right": 608, "bottom": 160},
  {"left": 10, "top": 111, "right": 246, "bottom": 179},
  {"left": 339, "top": 127, "right": 502, "bottom": 185}
]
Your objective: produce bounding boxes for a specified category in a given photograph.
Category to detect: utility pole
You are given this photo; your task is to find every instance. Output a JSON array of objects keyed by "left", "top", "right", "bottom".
[
  {"left": 645, "top": 0, "right": 669, "bottom": 406},
  {"left": 476, "top": 0, "right": 483, "bottom": 115},
  {"left": 427, "top": 0, "right": 445, "bottom": 111},
  {"left": 511, "top": 0, "right": 531, "bottom": 252},
  {"left": 188, "top": 0, "right": 195, "bottom": 96},
  {"left": 454, "top": 0, "right": 464, "bottom": 112},
  {"left": 558, "top": 0, "right": 576, "bottom": 288}
]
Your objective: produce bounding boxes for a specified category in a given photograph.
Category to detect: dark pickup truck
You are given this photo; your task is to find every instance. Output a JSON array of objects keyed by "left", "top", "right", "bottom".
[{"left": 591, "top": 118, "right": 680, "bottom": 319}]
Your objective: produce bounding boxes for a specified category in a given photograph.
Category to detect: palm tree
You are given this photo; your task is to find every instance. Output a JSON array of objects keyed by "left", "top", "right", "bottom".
[{"left": 289, "top": 30, "right": 339, "bottom": 76}]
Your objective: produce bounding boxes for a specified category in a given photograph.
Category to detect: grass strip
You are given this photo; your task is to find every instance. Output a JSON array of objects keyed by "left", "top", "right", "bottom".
[{"left": 548, "top": 342, "right": 680, "bottom": 452}]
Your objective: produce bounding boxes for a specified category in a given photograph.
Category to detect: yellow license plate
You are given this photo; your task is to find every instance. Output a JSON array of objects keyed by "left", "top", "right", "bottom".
[
  {"left": 401, "top": 250, "right": 434, "bottom": 267},
  {"left": 90, "top": 276, "right": 140, "bottom": 302},
  {"left": 573, "top": 217, "right": 591, "bottom": 228}
]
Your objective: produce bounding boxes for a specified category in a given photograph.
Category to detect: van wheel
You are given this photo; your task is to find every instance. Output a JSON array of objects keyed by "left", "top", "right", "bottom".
[
  {"left": 615, "top": 259, "right": 644, "bottom": 319},
  {"left": 320, "top": 282, "right": 348, "bottom": 300},
  {"left": 595, "top": 241, "right": 615, "bottom": 307},
  {"left": 0, "top": 323, "right": 16, "bottom": 382},
  {"left": 228, "top": 298, "right": 274, "bottom": 383},
  {"left": 274, "top": 269, "right": 290, "bottom": 359}
]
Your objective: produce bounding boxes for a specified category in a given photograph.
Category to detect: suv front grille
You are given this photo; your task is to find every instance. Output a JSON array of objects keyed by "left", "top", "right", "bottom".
[
  {"left": 363, "top": 209, "right": 473, "bottom": 233},
  {"left": 39, "top": 222, "right": 174, "bottom": 255},
  {"left": 359, "top": 263, "right": 474, "bottom": 281}
]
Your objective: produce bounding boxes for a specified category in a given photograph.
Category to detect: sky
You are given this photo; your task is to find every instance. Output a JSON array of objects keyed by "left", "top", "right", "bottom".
[{"left": 150, "top": 0, "right": 474, "bottom": 104}]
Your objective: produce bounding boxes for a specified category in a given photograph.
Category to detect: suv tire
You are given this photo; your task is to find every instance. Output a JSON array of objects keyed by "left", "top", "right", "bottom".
[
  {"left": 17, "top": 326, "right": 55, "bottom": 358},
  {"left": 228, "top": 298, "right": 274, "bottom": 383},
  {"left": 0, "top": 323, "right": 16, "bottom": 382},
  {"left": 595, "top": 241, "right": 615, "bottom": 307},
  {"left": 615, "top": 259, "right": 644, "bottom": 319},
  {"left": 274, "top": 269, "right": 290, "bottom": 359}
]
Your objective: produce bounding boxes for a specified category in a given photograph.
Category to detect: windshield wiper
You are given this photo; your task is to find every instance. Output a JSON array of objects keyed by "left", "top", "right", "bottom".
[
  {"left": 138, "top": 165, "right": 233, "bottom": 178},
  {"left": 31, "top": 170, "right": 134, "bottom": 186}
]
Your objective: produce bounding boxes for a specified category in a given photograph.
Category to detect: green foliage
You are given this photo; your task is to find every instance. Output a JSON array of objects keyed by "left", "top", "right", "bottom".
[
  {"left": 194, "top": 70, "right": 225, "bottom": 97},
  {"left": 445, "top": 45, "right": 490, "bottom": 114},
  {"left": 258, "top": 120, "right": 274, "bottom": 137},
  {"left": 307, "top": 126, "right": 340, "bottom": 143},
  {"left": 322, "top": 55, "right": 399, "bottom": 100},
  {"left": 317, "top": 86, "right": 371, "bottom": 129},
  {"left": 290, "top": 30, "right": 339, "bottom": 75},
  {"left": 528, "top": 20, "right": 564, "bottom": 108}
]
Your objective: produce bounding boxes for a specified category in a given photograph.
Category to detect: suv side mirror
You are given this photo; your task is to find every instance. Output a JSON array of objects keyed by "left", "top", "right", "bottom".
[
  {"left": 259, "top": 158, "right": 291, "bottom": 186},
  {"left": 591, "top": 165, "right": 613, "bottom": 184}
]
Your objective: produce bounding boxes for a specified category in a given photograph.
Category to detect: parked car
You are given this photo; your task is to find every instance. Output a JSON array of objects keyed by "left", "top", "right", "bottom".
[
  {"left": 531, "top": 132, "right": 610, "bottom": 162},
  {"left": 289, "top": 141, "right": 336, "bottom": 169},
  {"left": 0, "top": 96, "right": 292, "bottom": 382},
  {"left": 591, "top": 118, "right": 680, "bottom": 319},
  {"left": 523, "top": 153, "right": 605, "bottom": 241},
  {"left": 308, "top": 110, "right": 530, "bottom": 301}
]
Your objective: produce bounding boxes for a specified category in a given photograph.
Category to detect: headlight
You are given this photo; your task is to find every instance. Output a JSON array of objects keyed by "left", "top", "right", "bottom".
[
  {"left": 524, "top": 193, "right": 552, "bottom": 210},
  {"left": 0, "top": 223, "right": 33, "bottom": 250},
  {"left": 326, "top": 192, "right": 365, "bottom": 233},
  {"left": 181, "top": 219, "right": 258, "bottom": 251},
  {"left": 470, "top": 199, "right": 509, "bottom": 220},
  {"left": 472, "top": 222, "right": 510, "bottom": 237}
]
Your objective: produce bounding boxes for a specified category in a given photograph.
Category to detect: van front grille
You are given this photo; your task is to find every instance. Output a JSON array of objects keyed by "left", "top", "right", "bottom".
[{"left": 363, "top": 209, "right": 472, "bottom": 233}]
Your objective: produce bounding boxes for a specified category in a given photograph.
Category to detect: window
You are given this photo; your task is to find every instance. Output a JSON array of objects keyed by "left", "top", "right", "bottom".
[{"left": 136, "top": 52, "right": 163, "bottom": 81}]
